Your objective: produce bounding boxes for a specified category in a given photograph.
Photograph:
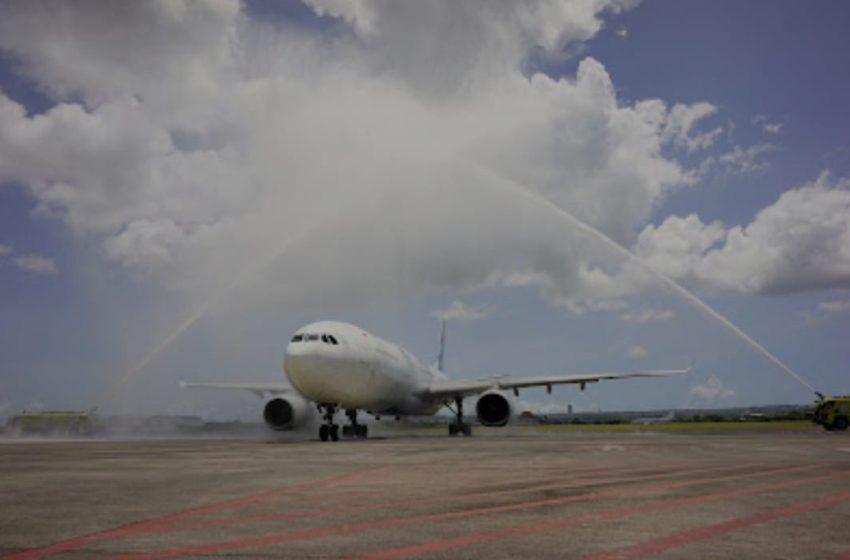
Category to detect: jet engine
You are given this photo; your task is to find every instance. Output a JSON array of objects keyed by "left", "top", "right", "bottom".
[
  {"left": 263, "top": 395, "right": 311, "bottom": 431},
  {"left": 475, "top": 390, "right": 513, "bottom": 427}
]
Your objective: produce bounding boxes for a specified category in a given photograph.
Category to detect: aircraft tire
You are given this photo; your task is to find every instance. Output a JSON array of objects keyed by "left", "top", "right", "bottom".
[
  {"left": 330, "top": 424, "right": 340, "bottom": 441},
  {"left": 834, "top": 417, "right": 849, "bottom": 431},
  {"left": 448, "top": 424, "right": 458, "bottom": 436},
  {"left": 319, "top": 425, "right": 329, "bottom": 441},
  {"left": 357, "top": 425, "right": 368, "bottom": 438},
  {"left": 462, "top": 424, "right": 472, "bottom": 436}
]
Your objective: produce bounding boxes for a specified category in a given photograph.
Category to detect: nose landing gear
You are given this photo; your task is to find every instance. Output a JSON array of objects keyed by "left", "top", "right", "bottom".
[
  {"left": 318, "top": 405, "right": 368, "bottom": 441},
  {"left": 318, "top": 404, "right": 339, "bottom": 441}
]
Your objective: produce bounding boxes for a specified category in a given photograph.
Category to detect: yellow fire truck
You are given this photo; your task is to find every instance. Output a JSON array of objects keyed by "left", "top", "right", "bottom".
[
  {"left": 6, "top": 410, "right": 97, "bottom": 436},
  {"left": 811, "top": 396, "right": 850, "bottom": 431}
]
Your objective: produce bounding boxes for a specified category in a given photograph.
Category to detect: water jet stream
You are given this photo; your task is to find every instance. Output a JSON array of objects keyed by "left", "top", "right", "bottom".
[
  {"left": 486, "top": 170, "right": 818, "bottom": 395},
  {"left": 99, "top": 216, "right": 332, "bottom": 405}
]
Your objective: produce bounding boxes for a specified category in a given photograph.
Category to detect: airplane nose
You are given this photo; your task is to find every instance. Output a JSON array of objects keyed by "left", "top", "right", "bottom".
[
  {"left": 285, "top": 342, "right": 339, "bottom": 401},
  {"left": 285, "top": 343, "right": 314, "bottom": 372},
  {"left": 285, "top": 342, "right": 327, "bottom": 386},
  {"left": 285, "top": 341, "right": 307, "bottom": 358}
]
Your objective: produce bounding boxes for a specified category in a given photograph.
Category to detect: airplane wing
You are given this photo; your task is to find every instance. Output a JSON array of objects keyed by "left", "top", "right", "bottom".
[
  {"left": 179, "top": 379, "right": 293, "bottom": 399},
  {"left": 425, "top": 367, "right": 691, "bottom": 400}
]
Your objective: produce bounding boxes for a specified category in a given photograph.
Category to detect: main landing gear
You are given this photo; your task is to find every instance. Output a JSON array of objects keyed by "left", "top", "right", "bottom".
[
  {"left": 342, "top": 409, "right": 368, "bottom": 439},
  {"left": 448, "top": 396, "right": 472, "bottom": 437},
  {"left": 318, "top": 405, "right": 368, "bottom": 441}
]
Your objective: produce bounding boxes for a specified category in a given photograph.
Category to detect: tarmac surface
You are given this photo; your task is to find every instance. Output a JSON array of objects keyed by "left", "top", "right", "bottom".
[{"left": 1, "top": 429, "right": 849, "bottom": 559}]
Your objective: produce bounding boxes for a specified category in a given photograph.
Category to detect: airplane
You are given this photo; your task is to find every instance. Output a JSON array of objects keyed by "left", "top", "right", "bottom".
[{"left": 181, "top": 320, "right": 691, "bottom": 441}]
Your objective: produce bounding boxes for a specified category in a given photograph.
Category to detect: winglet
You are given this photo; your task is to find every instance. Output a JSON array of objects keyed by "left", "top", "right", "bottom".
[{"left": 686, "top": 360, "right": 696, "bottom": 374}]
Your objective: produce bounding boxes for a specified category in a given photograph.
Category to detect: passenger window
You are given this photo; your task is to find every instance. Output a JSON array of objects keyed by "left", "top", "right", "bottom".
[{"left": 291, "top": 334, "right": 303, "bottom": 342}]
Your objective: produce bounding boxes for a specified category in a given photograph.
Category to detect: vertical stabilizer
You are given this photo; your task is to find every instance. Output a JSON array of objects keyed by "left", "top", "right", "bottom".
[{"left": 435, "top": 320, "right": 446, "bottom": 371}]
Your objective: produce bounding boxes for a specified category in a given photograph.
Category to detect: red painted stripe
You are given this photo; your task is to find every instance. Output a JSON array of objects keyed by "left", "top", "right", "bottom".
[
  {"left": 0, "top": 466, "right": 391, "bottom": 560},
  {"left": 582, "top": 490, "right": 850, "bottom": 560},
  {"left": 177, "top": 462, "right": 656, "bottom": 521},
  {"left": 165, "top": 463, "right": 732, "bottom": 533},
  {"left": 284, "top": 461, "right": 645, "bottom": 509},
  {"left": 834, "top": 551, "right": 850, "bottom": 560},
  {"left": 438, "top": 462, "right": 689, "bottom": 493},
  {"left": 110, "top": 464, "right": 817, "bottom": 560},
  {"left": 1, "top": 460, "right": 688, "bottom": 560},
  {"left": 349, "top": 471, "right": 848, "bottom": 560},
  {"left": 301, "top": 462, "right": 631, "bottom": 501}
]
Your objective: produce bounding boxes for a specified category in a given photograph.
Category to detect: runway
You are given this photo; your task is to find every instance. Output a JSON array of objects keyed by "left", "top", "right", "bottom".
[{"left": 1, "top": 430, "right": 849, "bottom": 559}]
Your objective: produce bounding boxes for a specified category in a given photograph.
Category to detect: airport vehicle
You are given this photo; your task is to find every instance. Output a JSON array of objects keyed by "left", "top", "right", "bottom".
[
  {"left": 6, "top": 410, "right": 97, "bottom": 436},
  {"left": 183, "top": 320, "right": 690, "bottom": 441},
  {"left": 811, "top": 395, "right": 850, "bottom": 431}
]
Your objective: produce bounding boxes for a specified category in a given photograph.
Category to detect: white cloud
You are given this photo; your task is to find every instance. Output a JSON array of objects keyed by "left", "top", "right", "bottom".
[
  {"left": 0, "top": 0, "right": 239, "bottom": 116},
  {"left": 645, "top": 101, "right": 722, "bottom": 152},
  {"left": 627, "top": 345, "right": 647, "bottom": 359},
  {"left": 620, "top": 307, "right": 676, "bottom": 323},
  {"left": 103, "top": 219, "right": 187, "bottom": 269},
  {"left": 0, "top": 0, "right": 773, "bottom": 316},
  {"left": 305, "top": 0, "right": 638, "bottom": 88},
  {"left": 689, "top": 375, "right": 736, "bottom": 403},
  {"left": 431, "top": 300, "right": 488, "bottom": 321},
  {"left": 716, "top": 143, "right": 776, "bottom": 175},
  {"left": 752, "top": 114, "right": 782, "bottom": 135},
  {"left": 697, "top": 143, "right": 776, "bottom": 178},
  {"left": 0, "top": 242, "right": 11, "bottom": 256},
  {"left": 818, "top": 298, "right": 850, "bottom": 314},
  {"left": 635, "top": 172, "right": 850, "bottom": 295},
  {"left": 14, "top": 255, "right": 56, "bottom": 274}
]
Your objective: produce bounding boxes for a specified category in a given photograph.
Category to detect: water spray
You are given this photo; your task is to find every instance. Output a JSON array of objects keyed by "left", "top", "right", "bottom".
[
  {"left": 102, "top": 169, "right": 821, "bottom": 406},
  {"left": 98, "top": 213, "right": 337, "bottom": 405},
  {"left": 485, "top": 169, "right": 820, "bottom": 396}
]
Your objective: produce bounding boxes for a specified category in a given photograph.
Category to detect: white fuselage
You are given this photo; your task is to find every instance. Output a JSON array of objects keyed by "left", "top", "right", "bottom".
[{"left": 284, "top": 321, "right": 447, "bottom": 415}]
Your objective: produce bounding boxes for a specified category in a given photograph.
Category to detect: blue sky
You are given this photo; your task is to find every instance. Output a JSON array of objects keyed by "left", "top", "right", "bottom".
[
  {"left": 589, "top": 0, "right": 850, "bottom": 223},
  {"left": 1, "top": 1, "right": 849, "bottom": 420}
]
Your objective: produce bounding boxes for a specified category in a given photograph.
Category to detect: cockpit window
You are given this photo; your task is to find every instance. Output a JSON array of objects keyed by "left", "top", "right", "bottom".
[{"left": 292, "top": 333, "right": 338, "bottom": 344}]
